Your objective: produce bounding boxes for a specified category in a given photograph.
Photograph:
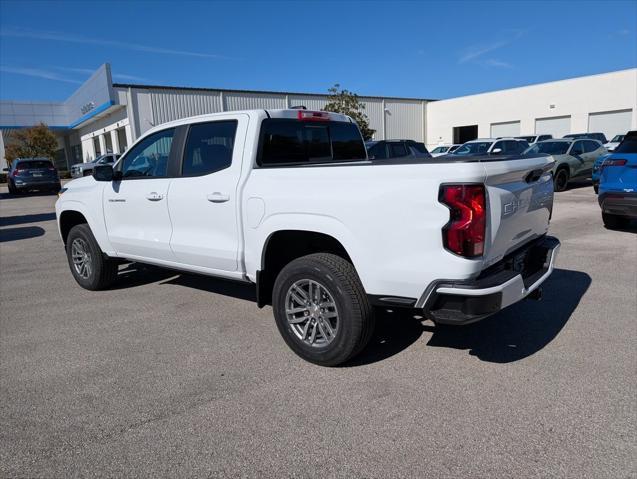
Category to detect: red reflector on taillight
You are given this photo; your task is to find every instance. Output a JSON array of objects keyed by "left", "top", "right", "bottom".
[
  {"left": 601, "top": 158, "right": 627, "bottom": 169},
  {"left": 297, "top": 110, "right": 330, "bottom": 121},
  {"left": 440, "top": 184, "right": 486, "bottom": 258}
]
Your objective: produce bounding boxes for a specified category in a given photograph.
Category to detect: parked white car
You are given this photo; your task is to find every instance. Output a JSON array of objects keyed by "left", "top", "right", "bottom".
[
  {"left": 603, "top": 134, "right": 626, "bottom": 152},
  {"left": 516, "top": 134, "right": 553, "bottom": 144},
  {"left": 56, "top": 109, "right": 560, "bottom": 366},
  {"left": 452, "top": 138, "right": 530, "bottom": 156},
  {"left": 430, "top": 144, "right": 461, "bottom": 157}
]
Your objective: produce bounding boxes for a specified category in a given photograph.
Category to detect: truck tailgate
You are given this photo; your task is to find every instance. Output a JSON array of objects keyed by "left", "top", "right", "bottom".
[{"left": 482, "top": 155, "right": 555, "bottom": 267}]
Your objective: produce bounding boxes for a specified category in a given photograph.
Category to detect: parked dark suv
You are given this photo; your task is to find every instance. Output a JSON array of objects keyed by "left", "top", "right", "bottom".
[
  {"left": 5, "top": 158, "right": 61, "bottom": 194},
  {"left": 365, "top": 140, "right": 431, "bottom": 160}
]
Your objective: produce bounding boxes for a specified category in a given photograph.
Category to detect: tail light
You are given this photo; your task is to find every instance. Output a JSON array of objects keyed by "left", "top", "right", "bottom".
[
  {"left": 601, "top": 158, "right": 627, "bottom": 169},
  {"left": 297, "top": 110, "right": 330, "bottom": 121},
  {"left": 439, "top": 184, "right": 486, "bottom": 258},
  {"left": 11, "top": 168, "right": 21, "bottom": 177}
]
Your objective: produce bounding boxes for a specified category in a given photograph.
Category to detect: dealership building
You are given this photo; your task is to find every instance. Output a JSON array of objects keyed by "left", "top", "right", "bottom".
[{"left": 1, "top": 64, "right": 635, "bottom": 170}]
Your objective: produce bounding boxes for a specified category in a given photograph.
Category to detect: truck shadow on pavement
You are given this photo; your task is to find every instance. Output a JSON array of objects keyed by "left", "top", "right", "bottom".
[
  {"left": 349, "top": 268, "right": 591, "bottom": 366},
  {"left": 0, "top": 212, "right": 57, "bottom": 227},
  {"left": 0, "top": 226, "right": 45, "bottom": 242}
]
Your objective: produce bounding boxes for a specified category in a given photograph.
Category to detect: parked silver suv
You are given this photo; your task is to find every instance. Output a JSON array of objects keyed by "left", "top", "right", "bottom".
[{"left": 71, "top": 153, "right": 120, "bottom": 178}]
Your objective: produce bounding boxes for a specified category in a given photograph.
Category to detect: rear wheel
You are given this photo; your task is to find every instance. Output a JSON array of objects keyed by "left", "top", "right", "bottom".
[
  {"left": 553, "top": 167, "right": 569, "bottom": 192},
  {"left": 66, "top": 224, "right": 118, "bottom": 290},
  {"left": 8, "top": 181, "right": 16, "bottom": 194},
  {"left": 272, "top": 253, "right": 374, "bottom": 366},
  {"left": 602, "top": 212, "right": 627, "bottom": 229}
]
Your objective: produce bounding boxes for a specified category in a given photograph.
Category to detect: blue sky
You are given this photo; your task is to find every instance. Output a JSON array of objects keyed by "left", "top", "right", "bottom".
[{"left": 1, "top": 0, "right": 636, "bottom": 101}]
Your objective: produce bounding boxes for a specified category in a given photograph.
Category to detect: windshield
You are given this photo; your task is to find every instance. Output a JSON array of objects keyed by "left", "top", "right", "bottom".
[
  {"left": 517, "top": 136, "right": 536, "bottom": 143},
  {"left": 610, "top": 135, "right": 625, "bottom": 143},
  {"left": 614, "top": 137, "right": 637, "bottom": 154},
  {"left": 431, "top": 146, "right": 449, "bottom": 154},
  {"left": 453, "top": 142, "right": 492, "bottom": 155},
  {"left": 526, "top": 141, "right": 570, "bottom": 155}
]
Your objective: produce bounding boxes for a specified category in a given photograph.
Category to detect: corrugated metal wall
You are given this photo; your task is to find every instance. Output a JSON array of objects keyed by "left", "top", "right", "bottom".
[
  {"left": 142, "top": 87, "right": 425, "bottom": 142},
  {"left": 225, "top": 92, "right": 287, "bottom": 111},
  {"left": 385, "top": 100, "right": 423, "bottom": 141},
  {"left": 150, "top": 89, "right": 222, "bottom": 124}
]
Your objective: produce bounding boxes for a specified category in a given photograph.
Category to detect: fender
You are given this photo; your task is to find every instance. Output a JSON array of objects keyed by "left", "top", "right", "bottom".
[
  {"left": 56, "top": 197, "right": 116, "bottom": 256},
  {"left": 244, "top": 212, "right": 373, "bottom": 291}
]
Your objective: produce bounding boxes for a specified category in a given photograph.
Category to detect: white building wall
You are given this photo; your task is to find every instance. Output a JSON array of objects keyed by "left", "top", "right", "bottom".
[
  {"left": 150, "top": 89, "right": 223, "bottom": 124},
  {"left": 426, "top": 68, "right": 637, "bottom": 148},
  {"left": 385, "top": 100, "right": 424, "bottom": 142},
  {"left": 225, "top": 92, "right": 287, "bottom": 111}
]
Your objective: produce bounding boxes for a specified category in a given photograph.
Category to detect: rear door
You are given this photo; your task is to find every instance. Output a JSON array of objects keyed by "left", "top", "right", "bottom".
[
  {"left": 482, "top": 156, "right": 555, "bottom": 266},
  {"left": 103, "top": 128, "right": 176, "bottom": 261},
  {"left": 567, "top": 140, "right": 587, "bottom": 177},
  {"left": 168, "top": 115, "right": 248, "bottom": 271}
]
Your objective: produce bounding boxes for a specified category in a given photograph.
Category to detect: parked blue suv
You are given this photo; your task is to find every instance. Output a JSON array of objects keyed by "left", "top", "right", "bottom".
[{"left": 598, "top": 130, "right": 637, "bottom": 228}]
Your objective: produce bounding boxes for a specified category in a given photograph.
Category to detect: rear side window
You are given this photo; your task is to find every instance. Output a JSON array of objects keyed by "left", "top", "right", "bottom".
[
  {"left": 407, "top": 141, "right": 429, "bottom": 154},
  {"left": 583, "top": 140, "right": 599, "bottom": 153},
  {"left": 182, "top": 121, "right": 237, "bottom": 176},
  {"left": 258, "top": 119, "right": 366, "bottom": 166}
]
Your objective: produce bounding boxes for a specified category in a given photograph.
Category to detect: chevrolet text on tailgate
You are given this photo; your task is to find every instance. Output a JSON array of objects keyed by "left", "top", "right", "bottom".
[{"left": 56, "top": 109, "right": 560, "bottom": 366}]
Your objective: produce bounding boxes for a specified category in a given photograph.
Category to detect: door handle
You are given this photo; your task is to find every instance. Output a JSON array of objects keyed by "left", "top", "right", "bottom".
[
  {"left": 146, "top": 192, "right": 164, "bottom": 201},
  {"left": 207, "top": 192, "right": 230, "bottom": 203}
]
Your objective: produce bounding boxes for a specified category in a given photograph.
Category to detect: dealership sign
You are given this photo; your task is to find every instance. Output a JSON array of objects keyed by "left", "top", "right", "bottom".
[{"left": 81, "top": 102, "right": 96, "bottom": 115}]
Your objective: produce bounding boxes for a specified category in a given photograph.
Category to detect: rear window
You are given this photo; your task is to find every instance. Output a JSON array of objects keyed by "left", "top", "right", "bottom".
[
  {"left": 614, "top": 138, "right": 637, "bottom": 154},
  {"left": 16, "top": 160, "right": 52, "bottom": 169},
  {"left": 258, "top": 119, "right": 366, "bottom": 166}
]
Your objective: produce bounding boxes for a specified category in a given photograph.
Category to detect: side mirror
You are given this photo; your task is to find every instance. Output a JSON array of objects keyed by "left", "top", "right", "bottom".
[
  {"left": 491, "top": 148, "right": 503, "bottom": 155},
  {"left": 93, "top": 164, "right": 114, "bottom": 181}
]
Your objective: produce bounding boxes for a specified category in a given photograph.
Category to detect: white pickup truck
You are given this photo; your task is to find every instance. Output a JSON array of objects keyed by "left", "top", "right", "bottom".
[{"left": 56, "top": 109, "right": 560, "bottom": 366}]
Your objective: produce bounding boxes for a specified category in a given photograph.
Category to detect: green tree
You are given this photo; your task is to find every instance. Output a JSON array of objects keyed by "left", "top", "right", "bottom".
[
  {"left": 5, "top": 123, "right": 58, "bottom": 166},
  {"left": 323, "top": 84, "right": 376, "bottom": 140}
]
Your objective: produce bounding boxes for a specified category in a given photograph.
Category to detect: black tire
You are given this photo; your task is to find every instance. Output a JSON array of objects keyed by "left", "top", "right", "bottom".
[
  {"left": 602, "top": 212, "right": 626, "bottom": 229},
  {"left": 554, "top": 167, "right": 569, "bottom": 192},
  {"left": 66, "top": 224, "right": 118, "bottom": 290},
  {"left": 8, "top": 181, "right": 16, "bottom": 195},
  {"left": 272, "top": 253, "right": 375, "bottom": 366}
]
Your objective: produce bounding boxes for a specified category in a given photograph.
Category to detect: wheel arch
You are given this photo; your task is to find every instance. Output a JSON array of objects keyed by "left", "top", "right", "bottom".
[{"left": 256, "top": 229, "right": 356, "bottom": 308}]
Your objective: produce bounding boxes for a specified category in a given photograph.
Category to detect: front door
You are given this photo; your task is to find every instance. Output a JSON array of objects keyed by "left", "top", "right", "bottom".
[
  {"left": 168, "top": 116, "right": 247, "bottom": 272},
  {"left": 103, "top": 127, "right": 176, "bottom": 262}
]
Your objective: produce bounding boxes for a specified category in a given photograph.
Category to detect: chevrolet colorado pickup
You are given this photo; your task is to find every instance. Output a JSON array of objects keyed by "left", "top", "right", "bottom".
[{"left": 56, "top": 109, "right": 560, "bottom": 366}]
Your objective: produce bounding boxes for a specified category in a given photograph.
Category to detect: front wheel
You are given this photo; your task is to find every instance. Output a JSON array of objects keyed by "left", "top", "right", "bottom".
[
  {"left": 272, "top": 253, "right": 375, "bottom": 366},
  {"left": 554, "top": 168, "right": 569, "bottom": 192},
  {"left": 66, "top": 224, "right": 119, "bottom": 290}
]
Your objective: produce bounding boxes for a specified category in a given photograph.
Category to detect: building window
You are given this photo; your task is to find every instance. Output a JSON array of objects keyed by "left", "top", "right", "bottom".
[
  {"left": 93, "top": 137, "right": 101, "bottom": 157},
  {"left": 105, "top": 132, "right": 113, "bottom": 153},
  {"left": 117, "top": 127, "right": 128, "bottom": 152}
]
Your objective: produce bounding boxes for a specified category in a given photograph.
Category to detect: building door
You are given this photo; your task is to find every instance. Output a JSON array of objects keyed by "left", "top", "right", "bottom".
[
  {"left": 588, "top": 109, "right": 632, "bottom": 140},
  {"left": 535, "top": 116, "right": 571, "bottom": 138},
  {"left": 490, "top": 121, "right": 520, "bottom": 138},
  {"left": 453, "top": 125, "right": 478, "bottom": 144}
]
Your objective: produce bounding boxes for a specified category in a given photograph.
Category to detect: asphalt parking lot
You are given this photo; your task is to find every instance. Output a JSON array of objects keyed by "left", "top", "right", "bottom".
[{"left": 1, "top": 183, "right": 635, "bottom": 478}]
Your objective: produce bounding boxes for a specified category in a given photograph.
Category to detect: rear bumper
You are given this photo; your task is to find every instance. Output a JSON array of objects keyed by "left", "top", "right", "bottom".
[
  {"left": 14, "top": 179, "right": 61, "bottom": 190},
  {"left": 598, "top": 192, "right": 637, "bottom": 218},
  {"left": 418, "top": 236, "right": 560, "bottom": 325}
]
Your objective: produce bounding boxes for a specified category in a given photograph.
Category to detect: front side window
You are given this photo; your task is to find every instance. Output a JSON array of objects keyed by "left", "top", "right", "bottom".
[
  {"left": 119, "top": 128, "right": 174, "bottom": 178},
  {"left": 258, "top": 119, "right": 366, "bottom": 166},
  {"left": 182, "top": 121, "right": 237, "bottom": 176},
  {"left": 583, "top": 140, "right": 600, "bottom": 153}
]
